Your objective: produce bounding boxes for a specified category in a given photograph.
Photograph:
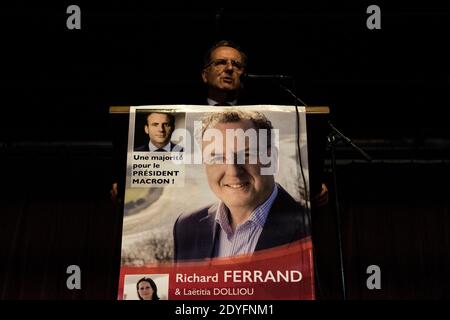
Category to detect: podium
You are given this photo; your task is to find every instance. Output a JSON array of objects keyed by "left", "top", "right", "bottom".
[{"left": 110, "top": 105, "right": 331, "bottom": 300}]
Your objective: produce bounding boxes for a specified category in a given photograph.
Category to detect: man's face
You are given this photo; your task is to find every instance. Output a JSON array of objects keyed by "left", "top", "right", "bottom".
[
  {"left": 202, "top": 46, "right": 245, "bottom": 93},
  {"left": 203, "top": 120, "right": 275, "bottom": 213},
  {"left": 144, "top": 113, "right": 174, "bottom": 148}
]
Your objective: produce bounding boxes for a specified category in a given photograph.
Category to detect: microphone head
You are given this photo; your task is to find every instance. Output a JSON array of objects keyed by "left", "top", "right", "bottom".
[{"left": 245, "top": 74, "right": 293, "bottom": 80}]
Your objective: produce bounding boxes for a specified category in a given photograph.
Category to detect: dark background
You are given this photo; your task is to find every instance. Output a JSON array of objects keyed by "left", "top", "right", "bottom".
[{"left": 0, "top": 1, "right": 449, "bottom": 299}]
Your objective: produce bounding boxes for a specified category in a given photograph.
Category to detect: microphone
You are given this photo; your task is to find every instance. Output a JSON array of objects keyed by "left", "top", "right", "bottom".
[{"left": 244, "top": 74, "right": 293, "bottom": 80}]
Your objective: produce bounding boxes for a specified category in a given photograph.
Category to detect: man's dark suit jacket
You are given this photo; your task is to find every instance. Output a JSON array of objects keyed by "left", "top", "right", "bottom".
[
  {"left": 134, "top": 143, "right": 183, "bottom": 152},
  {"left": 173, "top": 185, "right": 310, "bottom": 262}
]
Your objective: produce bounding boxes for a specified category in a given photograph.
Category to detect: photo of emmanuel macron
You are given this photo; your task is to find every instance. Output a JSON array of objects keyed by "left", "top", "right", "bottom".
[
  {"left": 135, "top": 112, "right": 183, "bottom": 152},
  {"left": 173, "top": 110, "right": 310, "bottom": 261}
]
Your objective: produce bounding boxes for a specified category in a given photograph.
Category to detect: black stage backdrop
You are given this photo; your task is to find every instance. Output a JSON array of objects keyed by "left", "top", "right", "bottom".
[{"left": 0, "top": 1, "right": 449, "bottom": 300}]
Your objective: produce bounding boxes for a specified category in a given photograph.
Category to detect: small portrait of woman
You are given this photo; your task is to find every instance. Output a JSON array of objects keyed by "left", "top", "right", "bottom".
[{"left": 136, "top": 277, "right": 160, "bottom": 300}]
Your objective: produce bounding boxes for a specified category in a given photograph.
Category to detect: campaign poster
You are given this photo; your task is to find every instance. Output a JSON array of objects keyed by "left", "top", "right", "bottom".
[{"left": 118, "top": 105, "right": 314, "bottom": 300}]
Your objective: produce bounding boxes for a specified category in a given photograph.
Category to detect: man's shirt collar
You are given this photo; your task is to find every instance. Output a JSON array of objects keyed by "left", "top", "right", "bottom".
[
  {"left": 207, "top": 98, "right": 237, "bottom": 106},
  {"left": 214, "top": 184, "right": 278, "bottom": 237},
  {"left": 148, "top": 141, "right": 171, "bottom": 152}
]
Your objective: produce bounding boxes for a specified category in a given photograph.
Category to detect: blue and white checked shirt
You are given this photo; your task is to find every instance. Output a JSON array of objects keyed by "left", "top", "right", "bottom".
[{"left": 213, "top": 185, "right": 279, "bottom": 257}]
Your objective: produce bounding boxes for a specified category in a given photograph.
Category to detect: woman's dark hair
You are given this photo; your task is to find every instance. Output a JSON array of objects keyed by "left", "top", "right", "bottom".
[{"left": 136, "top": 277, "right": 160, "bottom": 300}]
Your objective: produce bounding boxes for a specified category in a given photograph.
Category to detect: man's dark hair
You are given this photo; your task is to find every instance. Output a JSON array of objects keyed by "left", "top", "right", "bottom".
[
  {"left": 202, "top": 40, "right": 248, "bottom": 70},
  {"left": 145, "top": 112, "right": 175, "bottom": 127}
]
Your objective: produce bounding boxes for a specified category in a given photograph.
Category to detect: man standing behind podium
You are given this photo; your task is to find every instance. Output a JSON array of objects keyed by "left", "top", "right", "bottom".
[
  {"left": 135, "top": 112, "right": 183, "bottom": 152},
  {"left": 112, "top": 40, "right": 327, "bottom": 204},
  {"left": 201, "top": 40, "right": 328, "bottom": 206}
]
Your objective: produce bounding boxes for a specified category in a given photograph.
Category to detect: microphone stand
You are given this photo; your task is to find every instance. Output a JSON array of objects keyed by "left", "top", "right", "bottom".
[
  {"left": 327, "top": 122, "right": 372, "bottom": 300},
  {"left": 278, "top": 82, "right": 372, "bottom": 300},
  {"left": 328, "top": 122, "right": 372, "bottom": 162}
]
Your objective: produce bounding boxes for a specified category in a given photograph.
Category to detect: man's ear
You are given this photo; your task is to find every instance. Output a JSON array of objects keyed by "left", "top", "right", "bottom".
[
  {"left": 144, "top": 125, "right": 149, "bottom": 135},
  {"left": 201, "top": 69, "right": 208, "bottom": 84}
]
